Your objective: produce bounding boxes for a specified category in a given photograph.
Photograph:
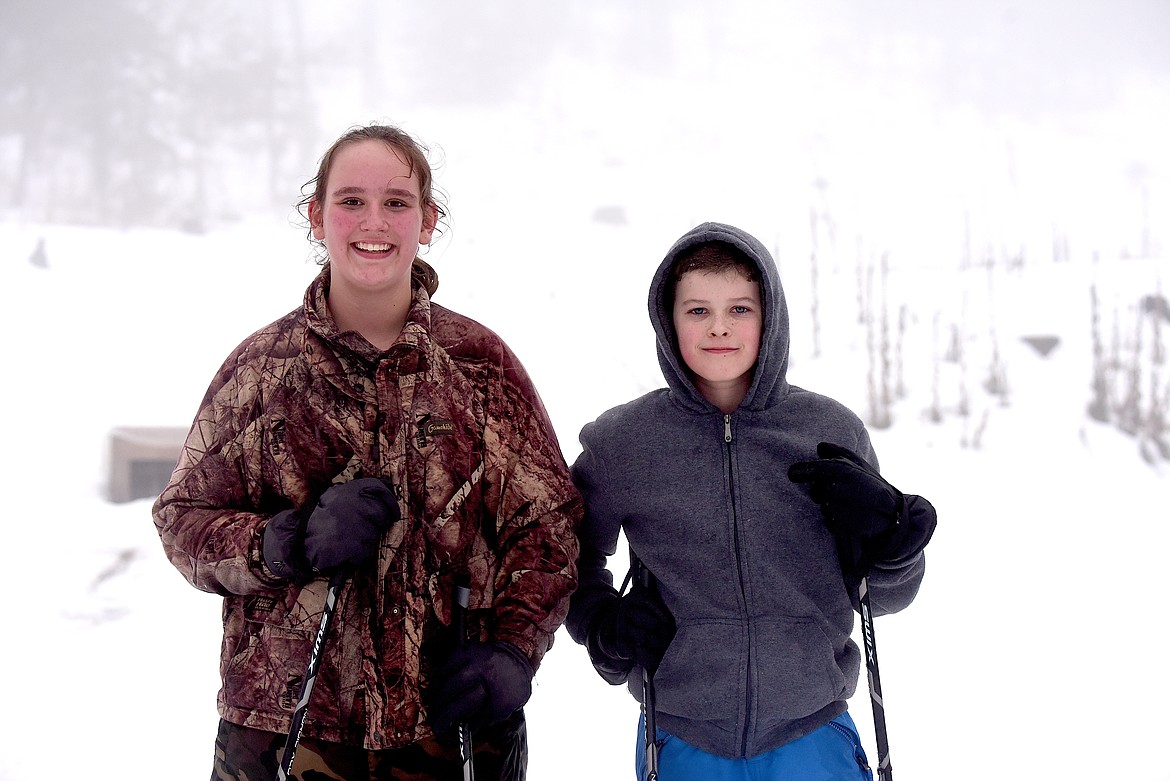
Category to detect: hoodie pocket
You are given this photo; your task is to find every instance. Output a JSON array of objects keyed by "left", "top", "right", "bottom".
[
  {"left": 753, "top": 616, "right": 846, "bottom": 729},
  {"left": 651, "top": 620, "right": 744, "bottom": 728}
]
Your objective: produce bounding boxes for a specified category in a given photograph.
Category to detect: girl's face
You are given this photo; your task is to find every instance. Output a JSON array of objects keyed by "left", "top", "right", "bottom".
[
  {"left": 310, "top": 139, "right": 436, "bottom": 296},
  {"left": 672, "top": 269, "right": 763, "bottom": 406}
]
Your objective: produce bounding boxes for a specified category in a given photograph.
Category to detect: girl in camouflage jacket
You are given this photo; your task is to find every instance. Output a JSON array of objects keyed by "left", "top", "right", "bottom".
[{"left": 153, "top": 123, "right": 581, "bottom": 781}]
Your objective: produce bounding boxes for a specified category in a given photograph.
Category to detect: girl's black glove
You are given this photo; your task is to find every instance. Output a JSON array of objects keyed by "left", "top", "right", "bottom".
[
  {"left": 262, "top": 477, "right": 401, "bottom": 583},
  {"left": 427, "top": 640, "right": 534, "bottom": 737}
]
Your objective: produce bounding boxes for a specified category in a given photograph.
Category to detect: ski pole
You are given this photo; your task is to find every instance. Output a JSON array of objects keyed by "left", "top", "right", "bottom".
[
  {"left": 858, "top": 576, "right": 892, "bottom": 781},
  {"left": 637, "top": 563, "right": 660, "bottom": 781},
  {"left": 277, "top": 572, "right": 346, "bottom": 781},
  {"left": 453, "top": 575, "right": 475, "bottom": 781}
]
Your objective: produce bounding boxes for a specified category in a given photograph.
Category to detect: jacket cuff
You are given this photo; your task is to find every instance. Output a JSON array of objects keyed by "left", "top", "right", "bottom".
[{"left": 251, "top": 520, "right": 292, "bottom": 586}]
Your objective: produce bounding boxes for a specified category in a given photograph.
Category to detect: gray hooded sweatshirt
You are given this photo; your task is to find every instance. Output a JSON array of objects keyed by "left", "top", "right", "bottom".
[{"left": 566, "top": 222, "right": 933, "bottom": 759}]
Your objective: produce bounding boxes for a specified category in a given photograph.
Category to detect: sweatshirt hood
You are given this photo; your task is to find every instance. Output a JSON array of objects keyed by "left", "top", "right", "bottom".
[{"left": 648, "top": 221, "right": 790, "bottom": 413}]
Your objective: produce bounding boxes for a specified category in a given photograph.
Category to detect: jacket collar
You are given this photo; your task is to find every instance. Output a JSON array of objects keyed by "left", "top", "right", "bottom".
[{"left": 302, "top": 264, "right": 433, "bottom": 399}]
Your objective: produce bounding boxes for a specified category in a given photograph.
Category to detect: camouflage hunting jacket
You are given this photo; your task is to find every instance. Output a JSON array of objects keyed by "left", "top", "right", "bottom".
[{"left": 153, "top": 265, "right": 581, "bottom": 749}]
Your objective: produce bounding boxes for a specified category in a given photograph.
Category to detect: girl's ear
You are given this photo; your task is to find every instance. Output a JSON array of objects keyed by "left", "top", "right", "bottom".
[
  {"left": 419, "top": 202, "right": 438, "bottom": 245},
  {"left": 308, "top": 199, "right": 324, "bottom": 240}
]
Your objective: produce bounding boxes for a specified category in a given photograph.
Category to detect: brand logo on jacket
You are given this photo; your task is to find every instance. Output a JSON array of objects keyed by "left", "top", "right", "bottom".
[{"left": 416, "top": 414, "right": 455, "bottom": 447}]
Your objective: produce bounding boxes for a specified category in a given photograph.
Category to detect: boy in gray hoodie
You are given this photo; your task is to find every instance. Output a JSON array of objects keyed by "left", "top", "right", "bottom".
[{"left": 565, "top": 222, "right": 936, "bottom": 780}]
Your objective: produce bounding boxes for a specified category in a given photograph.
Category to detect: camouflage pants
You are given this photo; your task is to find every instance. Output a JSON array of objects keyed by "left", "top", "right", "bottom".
[{"left": 211, "top": 711, "right": 527, "bottom": 781}]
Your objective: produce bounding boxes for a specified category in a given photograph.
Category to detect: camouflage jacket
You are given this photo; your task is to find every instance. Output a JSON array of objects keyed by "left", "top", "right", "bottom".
[{"left": 153, "top": 265, "right": 581, "bottom": 749}]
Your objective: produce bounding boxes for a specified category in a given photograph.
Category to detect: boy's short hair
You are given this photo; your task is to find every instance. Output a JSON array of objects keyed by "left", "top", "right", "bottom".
[{"left": 666, "top": 241, "right": 760, "bottom": 310}]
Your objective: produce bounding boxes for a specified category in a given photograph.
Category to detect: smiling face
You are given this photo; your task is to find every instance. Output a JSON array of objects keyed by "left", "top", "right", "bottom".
[
  {"left": 672, "top": 268, "right": 763, "bottom": 412},
  {"left": 308, "top": 138, "right": 437, "bottom": 298}
]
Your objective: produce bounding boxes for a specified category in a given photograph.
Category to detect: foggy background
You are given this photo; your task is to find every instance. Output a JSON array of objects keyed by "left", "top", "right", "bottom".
[
  {"left": 5, "top": 0, "right": 1168, "bottom": 245},
  {"left": 5, "top": 0, "right": 1168, "bottom": 464}
]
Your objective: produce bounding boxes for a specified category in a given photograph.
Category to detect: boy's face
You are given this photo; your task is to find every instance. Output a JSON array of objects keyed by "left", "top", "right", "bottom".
[{"left": 672, "top": 269, "right": 763, "bottom": 404}]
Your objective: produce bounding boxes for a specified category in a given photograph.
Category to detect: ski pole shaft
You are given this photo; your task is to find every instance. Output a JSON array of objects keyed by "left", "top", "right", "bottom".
[
  {"left": 858, "top": 576, "right": 892, "bottom": 781},
  {"left": 642, "top": 670, "right": 659, "bottom": 781},
  {"left": 453, "top": 576, "right": 475, "bottom": 781},
  {"left": 277, "top": 572, "right": 346, "bottom": 781},
  {"left": 638, "top": 564, "right": 660, "bottom": 781}
]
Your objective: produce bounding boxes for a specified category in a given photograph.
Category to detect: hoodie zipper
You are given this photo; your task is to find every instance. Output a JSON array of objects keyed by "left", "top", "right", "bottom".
[{"left": 724, "top": 413, "right": 753, "bottom": 756}]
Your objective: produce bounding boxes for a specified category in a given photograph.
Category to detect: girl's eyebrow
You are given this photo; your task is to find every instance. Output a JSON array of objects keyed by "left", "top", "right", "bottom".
[{"left": 330, "top": 185, "right": 419, "bottom": 199}]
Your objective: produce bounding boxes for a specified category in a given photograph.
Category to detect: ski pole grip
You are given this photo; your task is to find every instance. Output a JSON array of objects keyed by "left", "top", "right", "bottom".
[
  {"left": 453, "top": 574, "right": 471, "bottom": 644},
  {"left": 637, "top": 559, "right": 655, "bottom": 593}
]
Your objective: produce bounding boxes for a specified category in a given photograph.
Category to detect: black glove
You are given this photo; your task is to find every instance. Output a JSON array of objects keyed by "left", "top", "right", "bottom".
[
  {"left": 428, "top": 640, "right": 534, "bottom": 738},
  {"left": 790, "top": 441, "right": 942, "bottom": 579},
  {"left": 262, "top": 477, "right": 400, "bottom": 583},
  {"left": 587, "top": 585, "right": 676, "bottom": 674},
  {"left": 261, "top": 507, "right": 312, "bottom": 583},
  {"left": 788, "top": 442, "right": 904, "bottom": 543}
]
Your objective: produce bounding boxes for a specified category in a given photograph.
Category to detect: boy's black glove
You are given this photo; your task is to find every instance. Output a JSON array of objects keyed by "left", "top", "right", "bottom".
[
  {"left": 427, "top": 640, "right": 534, "bottom": 737},
  {"left": 788, "top": 442, "right": 904, "bottom": 542},
  {"left": 262, "top": 477, "right": 401, "bottom": 583},
  {"left": 587, "top": 586, "right": 676, "bottom": 674},
  {"left": 789, "top": 442, "right": 937, "bottom": 578}
]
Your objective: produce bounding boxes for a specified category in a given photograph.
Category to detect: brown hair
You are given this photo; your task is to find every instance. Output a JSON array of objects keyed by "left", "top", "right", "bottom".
[
  {"left": 665, "top": 241, "right": 759, "bottom": 311},
  {"left": 297, "top": 123, "right": 449, "bottom": 296}
]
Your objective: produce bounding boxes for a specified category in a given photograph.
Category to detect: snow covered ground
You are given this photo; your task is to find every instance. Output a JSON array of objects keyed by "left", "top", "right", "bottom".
[{"left": 0, "top": 210, "right": 1165, "bottom": 780}]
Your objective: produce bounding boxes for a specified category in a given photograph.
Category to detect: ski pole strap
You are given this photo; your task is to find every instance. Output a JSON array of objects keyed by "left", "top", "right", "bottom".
[
  {"left": 276, "top": 573, "right": 345, "bottom": 781},
  {"left": 858, "top": 576, "right": 893, "bottom": 781}
]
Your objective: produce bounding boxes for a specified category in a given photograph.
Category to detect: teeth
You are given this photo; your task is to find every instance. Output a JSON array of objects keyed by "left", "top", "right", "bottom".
[{"left": 355, "top": 242, "right": 392, "bottom": 251}]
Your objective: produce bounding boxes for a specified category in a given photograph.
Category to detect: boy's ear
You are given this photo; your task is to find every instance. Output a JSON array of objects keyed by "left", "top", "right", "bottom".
[{"left": 308, "top": 199, "right": 324, "bottom": 240}]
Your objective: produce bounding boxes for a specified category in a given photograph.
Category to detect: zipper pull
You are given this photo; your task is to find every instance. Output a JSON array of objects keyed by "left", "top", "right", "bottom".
[
  {"left": 724, "top": 414, "right": 732, "bottom": 443},
  {"left": 371, "top": 408, "right": 384, "bottom": 464},
  {"left": 416, "top": 413, "right": 432, "bottom": 448}
]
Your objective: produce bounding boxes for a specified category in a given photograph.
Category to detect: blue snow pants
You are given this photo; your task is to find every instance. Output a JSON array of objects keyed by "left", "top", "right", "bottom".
[{"left": 633, "top": 711, "right": 873, "bottom": 781}]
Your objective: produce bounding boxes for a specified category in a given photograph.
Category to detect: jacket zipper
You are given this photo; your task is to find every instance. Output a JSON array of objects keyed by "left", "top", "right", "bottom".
[
  {"left": 371, "top": 407, "right": 383, "bottom": 468},
  {"left": 724, "top": 413, "right": 752, "bottom": 757}
]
